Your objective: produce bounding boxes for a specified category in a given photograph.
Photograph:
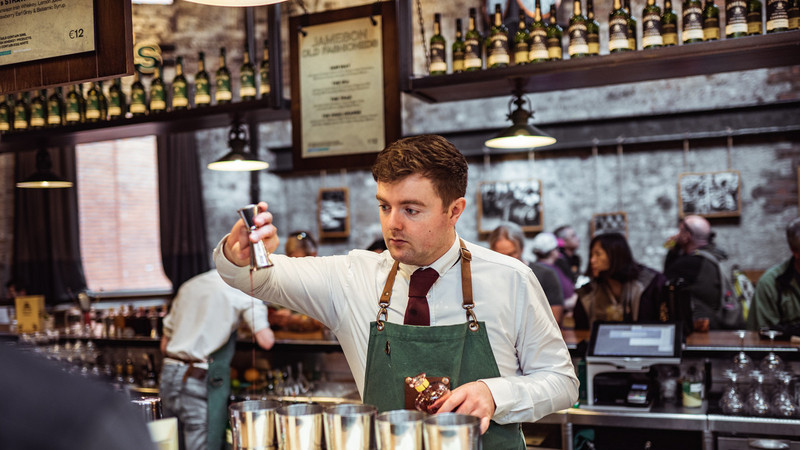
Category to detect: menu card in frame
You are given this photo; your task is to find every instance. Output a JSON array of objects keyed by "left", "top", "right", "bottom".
[
  {"left": 290, "top": 2, "right": 400, "bottom": 172},
  {"left": 0, "top": 0, "right": 96, "bottom": 67}
]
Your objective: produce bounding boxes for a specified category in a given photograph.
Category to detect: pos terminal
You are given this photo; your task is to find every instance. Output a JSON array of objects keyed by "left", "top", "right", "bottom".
[{"left": 586, "top": 322, "right": 682, "bottom": 409}]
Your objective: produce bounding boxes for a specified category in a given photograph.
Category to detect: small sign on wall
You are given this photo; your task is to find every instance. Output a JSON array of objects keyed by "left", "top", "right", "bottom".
[
  {"left": 678, "top": 170, "right": 741, "bottom": 218},
  {"left": 0, "top": 0, "right": 96, "bottom": 67},
  {"left": 478, "top": 179, "right": 543, "bottom": 233},
  {"left": 591, "top": 211, "right": 628, "bottom": 238},
  {"left": 318, "top": 187, "right": 350, "bottom": 239}
]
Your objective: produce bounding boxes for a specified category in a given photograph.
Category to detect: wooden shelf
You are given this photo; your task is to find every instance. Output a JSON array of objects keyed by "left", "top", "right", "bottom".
[
  {"left": 407, "top": 31, "right": 800, "bottom": 103},
  {"left": 0, "top": 98, "right": 291, "bottom": 153}
]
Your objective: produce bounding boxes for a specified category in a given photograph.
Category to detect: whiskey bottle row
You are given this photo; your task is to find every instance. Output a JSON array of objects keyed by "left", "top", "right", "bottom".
[
  {"left": 0, "top": 42, "right": 271, "bottom": 134},
  {"left": 428, "top": 0, "right": 799, "bottom": 73}
]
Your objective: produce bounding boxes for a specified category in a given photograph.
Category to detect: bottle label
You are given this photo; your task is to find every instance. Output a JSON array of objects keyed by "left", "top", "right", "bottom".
[
  {"left": 514, "top": 41, "right": 529, "bottom": 64},
  {"left": 0, "top": 121, "right": 8, "bottom": 131},
  {"left": 241, "top": 72, "right": 256, "bottom": 96},
  {"left": 487, "top": 34, "right": 510, "bottom": 66},
  {"left": 14, "top": 118, "right": 28, "bottom": 129},
  {"left": 642, "top": 13, "right": 664, "bottom": 47},
  {"left": 790, "top": 15, "right": 799, "bottom": 30},
  {"left": 609, "top": 16, "right": 630, "bottom": 50},
  {"left": 173, "top": 84, "right": 188, "bottom": 107},
  {"left": 546, "top": 36, "right": 563, "bottom": 59},
  {"left": 216, "top": 77, "right": 232, "bottom": 101},
  {"left": 682, "top": 381, "right": 703, "bottom": 407},
  {"left": 703, "top": 17, "right": 720, "bottom": 38},
  {"left": 130, "top": 90, "right": 146, "bottom": 113},
  {"left": 587, "top": 31, "right": 600, "bottom": 54},
  {"left": 683, "top": 6, "right": 705, "bottom": 40},
  {"left": 430, "top": 42, "right": 447, "bottom": 73},
  {"left": 747, "top": 10, "right": 764, "bottom": 33},
  {"left": 151, "top": 86, "right": 166, "bottom": 110},
  {"left": 452, "top": 48, "right": 465, "bottom": 71},
  {"left": 528, "top": 29, "right": 549, "bottom": 60},
  {"left": 172, "top": 96, "right": 188, "bottom": 108},
  {"left": 30, "top": 116, "right": 45, "bottom": 127},
  {"left": 150, "top": 100, "right": 166, "bottom": 111},
  {"left": 66, "top": 102, "right": 81, "bottom": 122},
  {"left": 464, "top": 38, "right": 482, "bottom": 69},
  {"left": 86, "top": 108, "right": 100, "bottom": 119},
  {"left": 767, "top": 0, "right": 789, "bottom": 29},
  {"left": 195, "top": 94, "right": 211, "bottom": 105},
  {"left": 726, "top": 0, "right": 749, "bottom": 34},
  {"left": 568, "top": 23, "right": 589, "bottom": 56},
  {"left": 216, "top": 90, "right": 232, "bottom": 102},
  {"left": 662, "top": 22, "right": 678, "bottom": 44},
  {"left": 240, "top": 86, "right": 257, "bottom": 98},
  {"left": 260, "top": 72, "right": 271, "bottom": 96},
  {"left": 108, "top": 106, "right": 122, "bottom": 117}
]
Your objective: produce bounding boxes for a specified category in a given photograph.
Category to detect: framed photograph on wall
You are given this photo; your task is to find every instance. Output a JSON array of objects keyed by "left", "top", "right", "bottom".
[
  {"left": 318, "top": 187, "right": 350, "bottom": 239},
  {"left": 478, "top": 179, "right": 543, "bottom": 233},
  {"left": 591, "top": 212, "right": 628, "bottom": 238},
  {"left": 678, "top": 170, "right": 741, "bottom": 218}
]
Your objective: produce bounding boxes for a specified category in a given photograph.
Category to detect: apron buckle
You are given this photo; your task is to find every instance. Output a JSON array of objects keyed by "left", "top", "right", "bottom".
[
  {"left": 376, "top": 302, "right": 389, "bottom": 331},
  {"left": 463, "top": 305, "right": 479, "bottom": 331}
]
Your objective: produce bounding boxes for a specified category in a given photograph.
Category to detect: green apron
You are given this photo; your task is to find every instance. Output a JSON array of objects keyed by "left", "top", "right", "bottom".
[
  {"left": 207, "top": 332, "right": 236, "bottom": 450},
  {"left": 363, "top": 240, "right": 526, "bottom": 450}
]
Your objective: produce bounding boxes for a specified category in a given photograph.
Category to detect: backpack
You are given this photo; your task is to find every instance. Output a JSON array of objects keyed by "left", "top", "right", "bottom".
[{"left": 695, "top": 250, "right": 746, "bottom": 329}]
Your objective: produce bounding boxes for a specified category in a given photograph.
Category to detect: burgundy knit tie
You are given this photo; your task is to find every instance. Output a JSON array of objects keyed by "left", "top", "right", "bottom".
[{"left": 404, "top": 268, "right": 439, "bottom": 326}]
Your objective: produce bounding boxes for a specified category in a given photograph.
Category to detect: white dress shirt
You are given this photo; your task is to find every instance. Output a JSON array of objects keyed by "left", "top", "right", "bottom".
[
  {"left": 163, "top": 269, "right": 269, "bottom": 363},
  {"left": 214, "top": 235, "right": 578, "bottom": 424}
]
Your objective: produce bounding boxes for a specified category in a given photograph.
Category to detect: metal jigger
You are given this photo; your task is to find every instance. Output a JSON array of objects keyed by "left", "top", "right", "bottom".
[{"left": 237, "top": 204, "right": 274, "bottom": 270}]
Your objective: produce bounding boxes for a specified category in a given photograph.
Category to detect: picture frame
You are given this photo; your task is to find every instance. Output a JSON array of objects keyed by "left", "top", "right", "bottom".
[
  {"left": 677, "top": 170, "right": 741, "bottom": 218},
  {"left": 477, "top": 179, "right": 543, "bottom": 234},
  {"left": 591, "top": 212, "right": 628, "bottom": 238},
  {"left": 317, "top": 187, "right": 350, "bottom": 239}
]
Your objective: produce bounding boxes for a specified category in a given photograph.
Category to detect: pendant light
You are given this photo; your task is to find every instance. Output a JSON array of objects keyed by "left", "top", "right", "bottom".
[
  {"left": 207, "top": 116, "right": 269, "bottom": 171},
  {"left": 484, "top": 90, "right": 556, "bottom": 150},
  {"left": 16, "top": 148, "right": 73, "bottom": 189},
  {"left": 184, "top": 0, "right": 287, "bottom": 6}
]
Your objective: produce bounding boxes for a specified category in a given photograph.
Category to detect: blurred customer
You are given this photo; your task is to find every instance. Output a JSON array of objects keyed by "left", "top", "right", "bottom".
[
  {"left": 554, "top": 225, "right": 582, "bottom": 284},
  {"left": 532, "top": 232, "right": 578, "bottom": 313},
  {"left": 747, "top": 217, "right": 800, "bottom": 338},
  {"left": 285, "top": 230, "right": 318, "bottom": 257},
  {"left": 0, "top": 344, "right": 156, "bottom": 450},
  {"left": 160, "top": 269, "right": 275, "bottom": 450},
  {"left": 574, "top": 233, "right": 666, "bottom": 330},
  {"left": 489, "top": 223, "right": 565, "bottom": 325},
  {"left": 663, "top": 215, "right": 729, "bottom": 330}
]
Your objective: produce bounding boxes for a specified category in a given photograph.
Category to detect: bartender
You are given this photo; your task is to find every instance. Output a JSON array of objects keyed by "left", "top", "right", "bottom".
[{"left": 215, "top": 135, "right": 577, "bottom": 449}]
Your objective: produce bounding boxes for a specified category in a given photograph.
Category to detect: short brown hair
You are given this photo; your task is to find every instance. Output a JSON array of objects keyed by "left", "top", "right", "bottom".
[
  {"left": 372, "top": 135, "right": 468, "bottom": 208},
  {"left": 787, "top": 217, "right": 800, "bottom": 253}
]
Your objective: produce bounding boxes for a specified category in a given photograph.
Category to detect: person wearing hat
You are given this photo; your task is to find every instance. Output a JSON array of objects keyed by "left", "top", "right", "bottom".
[{"left": 531, "top": 232, "right": 577, "bottom": 311}]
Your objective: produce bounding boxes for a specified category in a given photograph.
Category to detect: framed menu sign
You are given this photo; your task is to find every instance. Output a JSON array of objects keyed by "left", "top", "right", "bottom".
[
  {"left": 290, "top": 2, "right": 400, "bottom": 171},
  {"left": 0, "top": 0, "right": 96, "bottom": 67}
]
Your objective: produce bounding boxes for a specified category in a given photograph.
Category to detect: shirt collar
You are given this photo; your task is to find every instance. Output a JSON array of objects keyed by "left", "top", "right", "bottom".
[{"left": 398, "top": 234, "right": 461, "bottom": 279}]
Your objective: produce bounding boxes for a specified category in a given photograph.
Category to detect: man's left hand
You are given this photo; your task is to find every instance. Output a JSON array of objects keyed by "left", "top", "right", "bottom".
[{"left": 432, "top": 381, "right": 495, "bottom": 434}]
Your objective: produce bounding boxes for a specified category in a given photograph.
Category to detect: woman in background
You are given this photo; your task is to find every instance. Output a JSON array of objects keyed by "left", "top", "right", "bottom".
[{"left": 574, "top": 233, "right": 666, "bottom": 330}]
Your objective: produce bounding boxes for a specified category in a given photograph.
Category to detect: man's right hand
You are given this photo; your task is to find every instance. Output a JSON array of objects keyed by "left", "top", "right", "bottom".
[{"left": 223, "top": 201, "right": 280, "bottom": 267}]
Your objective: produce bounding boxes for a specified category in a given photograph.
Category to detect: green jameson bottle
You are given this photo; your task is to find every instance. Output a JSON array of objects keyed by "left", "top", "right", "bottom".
[
  {"left": 240, "top": 42, "right": 257, "bottom": 100},
  {"left": 259, "top": 40, "right": 270, "bottom": 99},
  {"left": 452, "top": 19, "right": 466, "bottom": 72},
  {"left": 108, "top": 78, "right": 127, "bottom": 119},
  {"left": 0, "top": 95, "right": 11, "bottom": 133},
  {"left": 487, "top": 4, "right": 510, "bottom": 68},
  {"left": 194, "top": 51, "right": 211, "bottom": 107},
  {"left": 703, "top": 0, "right": 721, "bottom": 40},
  {"left": 683, "top": 0, "right": 705, "bottom": 43},
  {"left": 642, "top": 0, "right": 664, "bottom": 48},
  {"left": 85, "top": 82, "right": 103, "bottom": 122},
  {"left": 513, "top": 12, "right": 530, "bottom": 65},
  {"left": 29, "top": 89, "right": 47, "bottom": 129},
  {"left": 215, "top": 47, "right": 232, "bottom": 104},
  {"left": 625, "top": 0, "right": 638, "bottom": 50},
  {"left": 747, "top": 0, "right": 764, "bottom": 34},
  {"left": 149, "top": 62, "right": 167, "bottom": 113},
  {"left": 546, "top": 4, "right": 563, "bottom": 60},
  {"left": 767, "top": 0, "right": 790, "bottom": 31},
  {"left": 528, "top": 0, "right": 549, "bottom": 62},
  {"left": 586, "top": 0, "right": 601, "bottom": 55},
  {"left": 130, "top": 67, "right": 147, "bottom": 116},
  {"left": 789, "top": 0, "right": 799, "bottom": 29},
  {"left": 662, "top": 0, "right": 679, "bottom": 45},
  {"left": 172, "top": 56, "right": 189, "bottom": 110},
  {"left": 568, "top": 0, "right": 589, "bottom": 58},
  {"left": 464, "top": 8, "right": 483, "bottom": 71},
  {"left": 47, "top": 87, "right": 65, "bottom": 127},
  {"left": 429, "top": 13, "right": 447, "bottom": 75},
  {"left": 726, "top": 0, "right": 749, "bottom": 37},
  {"left": 65, "top": 84, "right": 84, "bottom": 124},
  {"left": 13, "top": 92, "right": 29, "bottom": 131},
  {"left": 609, "top": 0, "right": 631, "bottom": 52}
]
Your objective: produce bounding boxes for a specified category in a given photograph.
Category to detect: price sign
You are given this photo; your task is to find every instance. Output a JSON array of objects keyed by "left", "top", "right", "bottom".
[{"left": 0, "top": 0, "right": 95, "bottom": 67}]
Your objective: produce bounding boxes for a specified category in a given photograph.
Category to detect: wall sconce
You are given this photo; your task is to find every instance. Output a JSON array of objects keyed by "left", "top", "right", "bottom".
[
  {"left": 16, "top": 148, "right": 73, "bottom": 189},
  {"left": 484, "top": 90, "right": 556, "bottom": 150},
  {"left": 185, "top": 0, "right": 286, "bottom": 6},
  {"left": 207, "top": 116, "right": 269, "bottom": 171}
]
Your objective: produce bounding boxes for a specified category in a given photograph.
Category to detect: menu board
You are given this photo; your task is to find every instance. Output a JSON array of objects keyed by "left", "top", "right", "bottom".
[
  {"left": 0, "top": 0, "right": 95, "bottom": 67},
  {"left": 298, "top": 16, "right": 385, "bottom": 159}
]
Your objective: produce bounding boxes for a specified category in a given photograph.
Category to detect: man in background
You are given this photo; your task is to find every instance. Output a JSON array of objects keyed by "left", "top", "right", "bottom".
[
  {"left": 748, "top": 217, "right": 800, "bottom": 338},
  {"left": 160, "top": 269, "right": 275, "bottom": 450}
]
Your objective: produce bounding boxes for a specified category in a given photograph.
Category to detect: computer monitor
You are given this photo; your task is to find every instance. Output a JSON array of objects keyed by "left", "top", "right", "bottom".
[{"left": 587, "top": 322, "right": 682, "bottom": 367}]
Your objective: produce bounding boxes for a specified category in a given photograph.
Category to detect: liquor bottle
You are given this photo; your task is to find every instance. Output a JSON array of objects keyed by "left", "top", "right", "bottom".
[
  {"left": 464, "top": 8, "right": 483, "bottom": 71},
  {"left": 85, "top": 82, "right": 102, "bottom": 122},
  {"left": 98, "top": 81, "right": 108, "bottom": 121},
  {"left": 703, "top": 0, "right": 721, "bottom": 39},
  {"left": 513, "top": 13, "right": 530, "bottom": 64},
  {"left": 29, "top": 89, "right": 47, "bottom": 129},
  {"left": 195, "top": 52, "right": 212, "bottom": 107},
  {"left": 726, "top": 0, "right": 750, "bottom": 36},
  {"left": 766, "top": 0, "right": 790, "bottom": 31},
  {"left": 149, "top": 63, "right": 167, "bottom": 113},
  {"left": 586, "top": 0, "right": 601, "bottom": 55},
  {"left": 0, "top": 95, "right": 11, "bottom": 133},
  {"left": 528, "top": 0, "right": 549, "bottom": 62},
  {"left": 683, "top": 0, "right": 705, "bottom": 42},
  {"left": 47, "top": 87, "right": 65, "bottom": 127},
  {"left": 215, "top": 47, "right": 232, "bottom": 104},
  {"left": 130, "top": 67, "right": 147, "bottom": 116},
  {"left": 240, "top": 42, "right": 257, "bottom": 100},
  {"left": 625, "top": 0, "right": 638, "bottom": 50},
  {"left": 568, "top": 0, "right": 590, "bottom": 58},
  {"left": 661, "top": 0, "right": 679, "bottom": 44},
  {"left": 407, "top": 373, "right": 451, "bottom": 413},
  {"left": 13, "top": 92, "right": 30, "bottom": 131},
  {"left": 787, "top": 0, "right": 799, "bottom": 28},
  {"left": 452, "top": 19, "right": 466, "bottom": 72},
  {"left": 642, "top": 0, "right": 664, "bottom": 48},
  {"left": 487, "top": 4, "right": 511, "bottom": 68},
  {"left": 609, "top": 0, "right": 632, "bottom": 52},
  {"left": 65, "top": 84, "right": 84, "bottom": 124},
  {"left": 259, "top": 40, "right": 270, "bottom": 99},
  {"left": 429, "top": 13, "right": 447, "bottom": 74},
  {"left": 747, "top": 0, "right": 764, "bottom": 33},
  {"left": 172, "top": 56, "right": 189, "bottom": 110},
  {"left": 546, "top": 4, "right": 563, "bottom": 60},
  {"left": 108, "top": 78, "right": 127, "bottom": 119}
]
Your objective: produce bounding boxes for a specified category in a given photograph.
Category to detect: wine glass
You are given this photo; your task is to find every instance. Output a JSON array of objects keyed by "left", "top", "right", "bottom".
[
  {"left": 732, "top": 330, "right": 752, "bottom": 374},
  {"left": 772, "top": 371, "right": 797, "bottom": 418},
  {"left": 719, "top": 369, "right": 746, "bottom": 415},
  {"left": 759, "top": 329, "right": 784, "bottom": 374},
  {"left": 747, "top": 370, "right": 772, "bottom": 417}
]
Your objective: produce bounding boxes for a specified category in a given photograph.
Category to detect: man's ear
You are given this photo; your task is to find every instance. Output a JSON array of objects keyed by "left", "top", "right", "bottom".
[{"left": 448, "top": 197, "right": 466, "bottom": 225}]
